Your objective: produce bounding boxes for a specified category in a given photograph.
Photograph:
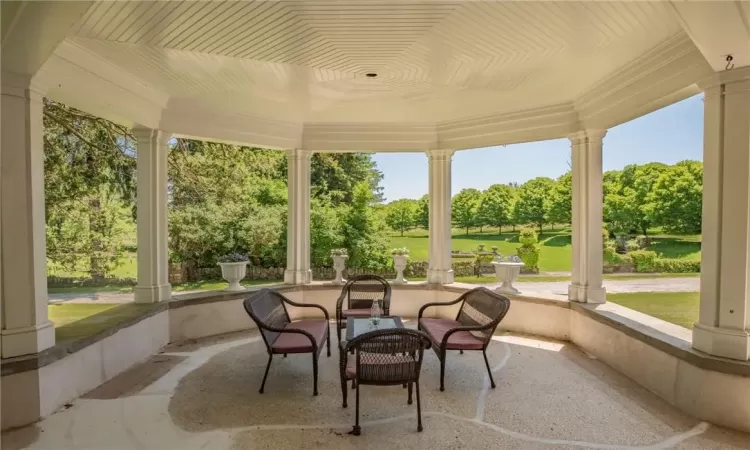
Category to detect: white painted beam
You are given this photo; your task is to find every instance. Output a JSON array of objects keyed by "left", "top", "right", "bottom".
[
  {"left": 1, "top": 1, "right": 93, "bottom": 76},
  {"left": 670, "top": 1, "right": 750, "bottom": 71}
]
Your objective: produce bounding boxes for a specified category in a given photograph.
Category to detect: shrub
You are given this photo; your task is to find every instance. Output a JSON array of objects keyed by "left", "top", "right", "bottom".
[
  {"left": 516, "top": 227, "right": 540, "bottom": 270},
  {"left": 517, "top": 246, "right": 540, "bottom": 269},
  {"left": 518, "top": 228, "right": 538, "bottom": 246},
  {"left": 603, "top": 241, "right": 621, "bottom": 266},
  {"left": 652, "top": 259, "right": 700, "bottom": 273},
  {"left": 615, "top": 235, "right": 628, "bottom": 253},
  {"left": 628, "top": 250, "right": 657, "bottom": 272},
  {"left": 620, "top": 254, "right": 633, "bottom": 267},
  {"left": 626, "top": 239, "right": 640, "bottom": 252},
  {"left": 636, "top": 235, "right": 652, "bottom": 249},
  {"left": 602, "top": 228, "right": 610, "bottom": 243}
]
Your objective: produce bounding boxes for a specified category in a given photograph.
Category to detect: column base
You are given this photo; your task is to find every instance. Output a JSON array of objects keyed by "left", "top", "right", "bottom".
[
  {"left": 1, "top": 320, "right": 55, "bottom": 357},
  {"left": 427, "top": 269, "right": 454, "bottom": 285},
  {"left": 284, "top": 269, "right": 312, "bottom": 285},
  {"left": 693, "top": 323, "right": 750, "bottom": 361},
  {"left": 568, "top": 284, "right": 606, "bottom": 304},
  {"left": 133, "top": 283, "right": 172, "bottom": 303}
]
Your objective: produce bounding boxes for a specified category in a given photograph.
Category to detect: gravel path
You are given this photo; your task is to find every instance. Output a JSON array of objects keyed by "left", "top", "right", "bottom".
[
  {"left": 48, "top": 277, "right": 699, "bottom": 304},
  {"left": 509, "top": 277, "right": 699, "bottom": 296}
]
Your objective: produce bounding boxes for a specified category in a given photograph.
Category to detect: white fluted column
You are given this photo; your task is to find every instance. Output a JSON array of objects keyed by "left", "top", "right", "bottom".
[
  {"left": 0, "top": 74, "right": 55, "bottom": 357},
  {"left": 284, "top": 149, "right": 312, "bottom": 284},
  {"left": 568, "top": 130, "right": 606, "bottom": 304},
  {"left": 427, "top": 149, "right": 455, "bottom": 284},
  {"left": 693, "top": 67, "right": 750, "bottom": 361},
  {"left": 133, "top": 128, "right": 171, "bottom": 303}
]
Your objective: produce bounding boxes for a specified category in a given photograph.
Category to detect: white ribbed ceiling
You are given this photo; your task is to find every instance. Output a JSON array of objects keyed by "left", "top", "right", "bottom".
[{"left": 67, "top": 0, "right": 684, "bottom": 123}]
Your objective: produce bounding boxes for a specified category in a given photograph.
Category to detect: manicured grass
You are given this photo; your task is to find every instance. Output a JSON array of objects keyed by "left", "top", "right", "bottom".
[
  {"left": 389, "top": 227, "right": 573, "bottom": 272},
  {"left": 607, "top": 292, "right": 699, "bottom": 329},
  {"left": 48, "top": 285, "right": 134, "bottom": 295},
  {"left": 389, "top": 227, "right": 701, "bottom": 272},
  {"left": 172, "top": 279, "right": 278, "bottom": 292},
  {"left": 49, "top": 303, "right": 157, "bottom": 342}
]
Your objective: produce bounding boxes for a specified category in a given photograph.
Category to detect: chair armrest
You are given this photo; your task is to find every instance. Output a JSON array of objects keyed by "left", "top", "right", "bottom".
[
  {"left": 417, "top": 297, "right": 464, "bottom": 320},
  {"left": 441, "top": 322, "right": 499, "bottom": 349},
  {"left": 335, "top": 291, "right": 348, "bottom": 321},
  {"left": 281, "top": 297, "right": 331, "bottom": 322}
]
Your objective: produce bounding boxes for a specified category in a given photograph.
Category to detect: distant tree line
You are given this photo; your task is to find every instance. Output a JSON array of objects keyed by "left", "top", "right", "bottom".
[{"left": 383, "top": 160, "right": 703, "bottom": 236}]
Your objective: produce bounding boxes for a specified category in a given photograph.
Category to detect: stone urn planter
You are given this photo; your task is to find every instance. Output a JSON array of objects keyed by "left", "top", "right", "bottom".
[
  {"left": 217, "top": 253, "right": 249, "bottom": 291},
  {"left": 492, "top": 259, "right": 524, "bottom": 294},
  {"left": 331, "top": 250, "right": 348, "bottom": 285},
  {"left": 391, "top": 248, "right": 409, "bottom": 284}
]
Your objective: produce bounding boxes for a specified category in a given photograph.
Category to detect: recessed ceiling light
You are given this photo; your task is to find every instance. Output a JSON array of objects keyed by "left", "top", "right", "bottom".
[{"left": 366, "top": 73, "right": 378, "bottom": 78}]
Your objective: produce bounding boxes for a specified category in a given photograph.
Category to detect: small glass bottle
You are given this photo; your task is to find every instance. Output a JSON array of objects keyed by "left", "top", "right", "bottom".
[{"left": 370, "top": 299, "right": 382, "bottom": 326}]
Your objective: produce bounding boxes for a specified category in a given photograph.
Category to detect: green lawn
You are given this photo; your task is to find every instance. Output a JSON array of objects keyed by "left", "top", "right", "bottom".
[
  {"left": 607, "top": 292, "right": 699, "bottom": 329},
  {"left": 49, "top": 303, "right": 158, "bottom": 342},
  {"left": 389, "top": 227, "right": 701, "bottom": 272}
]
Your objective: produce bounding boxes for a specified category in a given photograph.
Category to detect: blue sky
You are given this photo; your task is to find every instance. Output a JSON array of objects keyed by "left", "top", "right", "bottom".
[{"left": 373, "top": 94, "right": 704, "bottom": 201}]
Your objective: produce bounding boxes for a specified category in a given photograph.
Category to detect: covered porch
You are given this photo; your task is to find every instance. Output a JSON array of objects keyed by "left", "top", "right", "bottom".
[{"left": 2, "top": 0, "right": 750, "bottom": 446}]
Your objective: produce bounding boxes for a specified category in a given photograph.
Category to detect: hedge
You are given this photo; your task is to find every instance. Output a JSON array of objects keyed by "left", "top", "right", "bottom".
[{"left": 652, "top": 258, "right": 700, "bottom": 273}]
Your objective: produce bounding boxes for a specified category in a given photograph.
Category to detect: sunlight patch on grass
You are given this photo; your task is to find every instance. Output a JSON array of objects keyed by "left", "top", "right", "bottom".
[
  {"left": 607, "top": 292, "right": 699, "bottom": 330},
  {"left": 49, "top": 303, "right": 157, "bottom": 342}
]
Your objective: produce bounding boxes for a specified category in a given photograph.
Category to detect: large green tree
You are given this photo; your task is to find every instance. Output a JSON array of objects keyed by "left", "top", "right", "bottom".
[
  {"left": 515, "top": 177, "right": 554, "bottom": 233},
  {"left": 547, "top": 172, "right": 572, "bottom": 227},
  {"left": 452, "top": 188, "right": 482, "bottom": 235},
  {"left": 416, "top": 194, "right": 429, "bottom": 229},
  {"left": 342, "top": 182, "right": 389, "bottom": 269},
  {"left": 477, "top": 184, "right": 515, "bottom": 234},
  {"left": 646, "top": 161, "right": 702, "bottom": 234},
  {"left": 44, "top": 100, "right": 137, "bottom": 278},
  {"left": 385, "top": 199, "right": 418, "bottom": 236}
]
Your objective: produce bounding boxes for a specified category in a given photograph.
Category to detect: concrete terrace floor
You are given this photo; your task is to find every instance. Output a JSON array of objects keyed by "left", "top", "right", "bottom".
[{"left": 4, "top": 326, "right": 749, "bottom": 450}]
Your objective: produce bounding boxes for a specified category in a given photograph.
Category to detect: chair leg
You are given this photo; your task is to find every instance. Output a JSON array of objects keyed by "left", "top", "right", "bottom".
[
  {"left": 326, "top": 329, "right": 331, "bottom": 357},
  {"left": 259, "top": 354, "right": 273, "bottom": 394},
  {"left": 439, "top": 350, "right": 446, "bottom": 392},
  {"left": 351, "top": 380, "right": 361, "bottom": 436},
  {"left": 337, "top": 322, "right": 341, "bottom": 344},
  {"left": 352, "top": 379, "right": 356, "bottom": 389},
  {"left": 416, "top": 380, "right": 423, "bottom": 432},
  {"left": 408, "top": 382, "right": 413, "bottom": 405},
  {"left": 312, "top": 353, "right": 319, "bottom": 396},
  {"left": 341, "top": 375, "right": 348, "bottom": 408},
  {"left": 483, "top": 349, "right": 496, "bottom": 389}
]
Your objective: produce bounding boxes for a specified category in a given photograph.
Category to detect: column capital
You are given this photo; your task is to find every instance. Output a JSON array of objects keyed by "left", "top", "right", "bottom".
[
  {"left": 569, "top": 129, "right": 607, "bottom": 144},
  {"left": 426, "top": 149, "right": 456, "bottom": 160},
  {"left": 1, "top": 71, "right": 45, "bottom": 99},
  {"left": 287, "top": 148, "right": 314, "bottom": 160},
  {"left": 132, "top": 127, "right": 171, "bottom": 146},
  {"left": 698, "top": 66, "right": 750, "bottom": 91}
]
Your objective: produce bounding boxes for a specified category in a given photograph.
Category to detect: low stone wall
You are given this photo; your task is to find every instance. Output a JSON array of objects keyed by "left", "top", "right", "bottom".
[{"left": 168, "top": 260, "right": 484, "bottom": 284}]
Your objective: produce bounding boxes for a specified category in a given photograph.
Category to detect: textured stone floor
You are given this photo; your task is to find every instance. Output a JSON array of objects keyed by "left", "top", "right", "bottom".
[{"left": 4, "top": 327, "right": 749, "bottom": 450}]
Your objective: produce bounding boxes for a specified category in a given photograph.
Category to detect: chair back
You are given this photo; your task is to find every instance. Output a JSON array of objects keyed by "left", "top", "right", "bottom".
[
  {"left": 456, "top": 287, "right": 511, "bottom": 342},
  {"left": 343, "top": 275, "right": 391, "bottom": 312},
  {"left": 243, "top": 289, "right": 291, "bottom": 348},
  {"left": 348, "top": 329, "right": 431, "bottom": 384}
]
